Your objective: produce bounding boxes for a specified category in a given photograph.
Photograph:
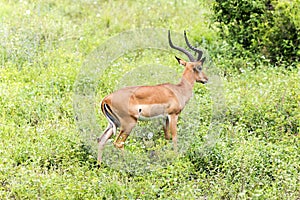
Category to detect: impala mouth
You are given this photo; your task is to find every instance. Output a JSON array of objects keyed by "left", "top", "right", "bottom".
[{"left": 197, "top": 79, "right": 208, "bottom": 84}]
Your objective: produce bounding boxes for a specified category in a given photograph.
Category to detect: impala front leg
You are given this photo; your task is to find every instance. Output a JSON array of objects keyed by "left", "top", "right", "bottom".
[
  {"left": 170, "top": 114, "right": 178, "bottom": 151},
  {"left": 163, "top": 116, "right": 171, "bottom": 140}
]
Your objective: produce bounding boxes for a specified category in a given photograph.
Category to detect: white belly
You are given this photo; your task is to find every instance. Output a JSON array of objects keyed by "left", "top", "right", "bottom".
[
  {"left": 138, "top": 113, "right": 167, "bottom": 121},
  {"left": 136, "top": 104, "right": 168, "bottom": 121}
]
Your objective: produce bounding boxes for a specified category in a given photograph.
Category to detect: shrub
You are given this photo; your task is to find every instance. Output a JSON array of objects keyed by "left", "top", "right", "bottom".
[{"left": 212, "top": 0, "right": 300, "bottom": 65}]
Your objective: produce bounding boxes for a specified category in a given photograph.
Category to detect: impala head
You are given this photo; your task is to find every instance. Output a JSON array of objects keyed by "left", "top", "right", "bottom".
[{"left": 168, "top": 30, "right": 208, "bottom": 84}]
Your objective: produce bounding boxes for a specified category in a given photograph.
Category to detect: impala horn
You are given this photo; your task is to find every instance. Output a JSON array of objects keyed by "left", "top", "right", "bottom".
[
  {"left": 183, "top": 30, "right": 203, "bottom": 61},
  {"left": 168, "top": 30, "right": 195, "bottom": 62}
]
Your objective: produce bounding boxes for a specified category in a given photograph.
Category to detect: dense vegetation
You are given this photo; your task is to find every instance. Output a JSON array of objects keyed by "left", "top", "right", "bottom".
[
  {"left": 0, "top": 0, "right": 299, "bottom": 199},
  {"left": 212, "top": 0, "right": 300, "bottom": 64}
]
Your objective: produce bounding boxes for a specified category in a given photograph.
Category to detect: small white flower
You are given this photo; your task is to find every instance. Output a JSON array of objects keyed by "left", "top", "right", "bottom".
[
  {"left": 25, "top": 10, "right": 31, "bottom": 15},
  {"left": 147, "top": 132, "right": 153, "bottom": 139}
]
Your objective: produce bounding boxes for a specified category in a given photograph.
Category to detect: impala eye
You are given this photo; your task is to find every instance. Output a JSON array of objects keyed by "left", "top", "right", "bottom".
[{"left": 194, "top": 66, "right": 202, "bottom": 71}]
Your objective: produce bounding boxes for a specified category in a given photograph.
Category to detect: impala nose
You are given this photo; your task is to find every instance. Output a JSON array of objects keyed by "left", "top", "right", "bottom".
[
  {"left": 201, "top": 79, "right": 208, "bottom": 84},
  {"left": 201, "top": 77, "right": 208, "bottom": 84}
]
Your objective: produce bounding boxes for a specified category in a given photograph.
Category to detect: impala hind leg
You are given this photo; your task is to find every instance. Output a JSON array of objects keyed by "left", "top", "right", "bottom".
[
  {"left": 97, "top": 124, "right": 114, "bottom": 164},
  {"left": 113, "top": 130, "right": 129, "bottom": 149},
  {"left": 113, "top": 118, "right": 137, "bottom": 149}
]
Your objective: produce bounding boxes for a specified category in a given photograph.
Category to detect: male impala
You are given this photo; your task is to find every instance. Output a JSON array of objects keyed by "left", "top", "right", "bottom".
[{"left": 97, "top": 30, "right": 208, "bottom": 163}]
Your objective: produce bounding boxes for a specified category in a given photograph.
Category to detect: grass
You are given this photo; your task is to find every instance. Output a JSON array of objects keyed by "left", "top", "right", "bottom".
[{"left": 0, "top": 0, "right": 299, "bottom": 199}]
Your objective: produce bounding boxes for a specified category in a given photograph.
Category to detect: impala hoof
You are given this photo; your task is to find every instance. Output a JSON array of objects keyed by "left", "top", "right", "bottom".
[
  {"left": 113, "top": 142, "right": 124, "bottom": 149},
  {"left": 97, "top": 160, "right": 102, "bottom": 167}
]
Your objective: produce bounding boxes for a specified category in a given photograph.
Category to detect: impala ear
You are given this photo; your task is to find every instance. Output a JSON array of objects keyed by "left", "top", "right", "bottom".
[{"left": 175, "top": 56, "right": 186, "bottom": 66}]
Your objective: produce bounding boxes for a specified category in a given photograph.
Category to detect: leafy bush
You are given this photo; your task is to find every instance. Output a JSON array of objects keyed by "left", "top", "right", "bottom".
[{"left": 212, "top": 0, "right": 300, "bottom": 65}]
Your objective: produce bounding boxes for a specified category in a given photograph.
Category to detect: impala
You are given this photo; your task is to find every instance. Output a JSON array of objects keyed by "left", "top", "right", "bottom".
[{"left": 97, "top": 30, "right": 208, "bottom": 163}]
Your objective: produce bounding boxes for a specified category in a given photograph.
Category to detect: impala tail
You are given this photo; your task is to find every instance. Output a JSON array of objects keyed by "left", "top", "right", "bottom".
[{"left": 101, "top": 101, "right": 120, "bottom": 135}]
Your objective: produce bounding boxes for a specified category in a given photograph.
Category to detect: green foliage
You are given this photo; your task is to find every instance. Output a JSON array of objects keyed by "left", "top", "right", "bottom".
[
  {"left": 263, "top": 0, "right": 300, "bottom": 63},
  {"left": 212, "top": 0, "right": 300, "bottom": 64},
  {"left": 188, "top": 67, "right": 300, "bottom": 198},
  {"left": 0, "top": 0, "right": 299, "bottom": 199}
]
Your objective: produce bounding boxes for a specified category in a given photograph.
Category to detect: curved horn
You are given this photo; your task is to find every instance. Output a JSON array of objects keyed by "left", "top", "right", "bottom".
[
  {"left": 168, "top": 30, "right": 195, "bottom": 62},
  {"left": 184, "top": 30, "right": 203, "bottom": 61}
]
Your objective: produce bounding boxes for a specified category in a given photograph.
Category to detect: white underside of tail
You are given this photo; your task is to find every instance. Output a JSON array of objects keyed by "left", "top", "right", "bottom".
[{"left": 103, "top": 103, "right": 117, "bottom": 135}]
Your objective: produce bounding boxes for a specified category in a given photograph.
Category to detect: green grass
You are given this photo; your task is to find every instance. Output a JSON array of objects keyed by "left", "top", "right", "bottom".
[{"left": 0, "top": 0, "right": 299, "bottom": 199}]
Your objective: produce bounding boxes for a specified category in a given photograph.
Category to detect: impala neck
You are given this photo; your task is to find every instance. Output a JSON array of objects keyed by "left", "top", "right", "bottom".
[
  {"left": 179, "top": 68, "right": 196, "bottom": 89},
  {"left": 174, "top": 68, "right": 196, "bottom": 107}
]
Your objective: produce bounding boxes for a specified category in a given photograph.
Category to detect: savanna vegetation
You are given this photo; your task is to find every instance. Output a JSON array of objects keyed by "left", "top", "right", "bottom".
[{"left": 0, "top": 0, "right": 299, "bottom": 199}]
